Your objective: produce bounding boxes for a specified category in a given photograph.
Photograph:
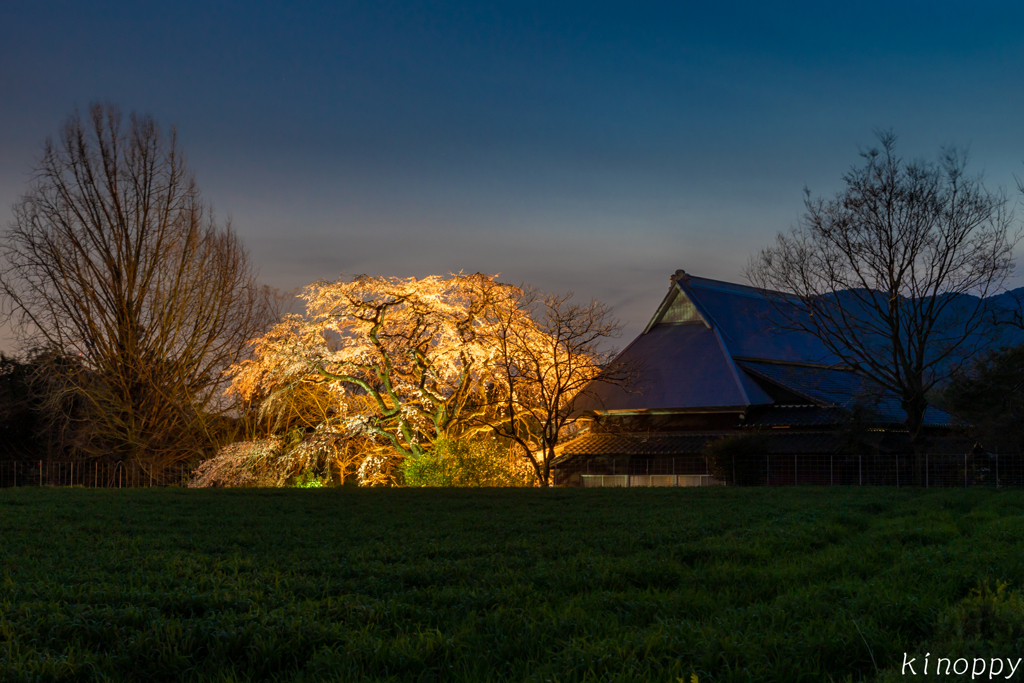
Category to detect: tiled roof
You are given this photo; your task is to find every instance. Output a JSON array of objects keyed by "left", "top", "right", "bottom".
[
  {"left": 681, "top": 275, "right": 1024, "bottom": 366},
  {"left": 739, "top": 360, "right": 956, "bottom": 427},
  {"left": 560, "top": 432, "right": 719, "bottom": 456},
  {"left": 558, "top": 430, "right": 843, "bottom": 457},
  {"left": 682, "top": 276, "right": 840, "bottom": 364},
  {"left": 576, "top": 270, "right": 1003, "bottom": 427},
  {"left": 571, "top": 322, "right": 773, "bottom": 413}
]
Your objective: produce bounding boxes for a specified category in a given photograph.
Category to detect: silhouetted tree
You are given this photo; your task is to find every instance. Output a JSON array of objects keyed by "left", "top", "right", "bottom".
[
  {"left": 748, "top": 131, "right": 1016, "bottom": 482},
  {"left": 1, "top": 104, "right": 274, "bottom": 473},
  {"left": 0, "top": 354, "right": 44, "bottom": 459}
]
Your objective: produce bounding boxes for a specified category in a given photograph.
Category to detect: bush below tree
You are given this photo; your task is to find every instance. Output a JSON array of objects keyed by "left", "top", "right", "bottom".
[{"left": 400, "top": 438, "right": 534, "bottom": 487}]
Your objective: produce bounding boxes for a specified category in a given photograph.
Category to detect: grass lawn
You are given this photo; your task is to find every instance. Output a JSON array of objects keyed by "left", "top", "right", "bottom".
[{"left": 1, "top": 486, "right": 1024, "bottom": 682}]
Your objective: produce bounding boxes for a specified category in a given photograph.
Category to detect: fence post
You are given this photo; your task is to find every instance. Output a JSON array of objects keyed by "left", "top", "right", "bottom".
[
  {"left": 896, "top": 456, "right": 899, "bottom": 488},
  {"left": 926, "top": 454, "right": 929, "bottom": 488},
  {"left": 996, "top": 454, "right": 999, "bottom": 487},
  {"left": 965, "top": 453, "right": 968, "bottom": 488},
  {"left": 830, "top": 455, "right": 833, "bottom": 486},
  {"left": 794, "top": 454, "right": 797, "bottom": 486},
  {"left": 767, "top": 454, "right": 770, "bottom": 486},
  {"left": 859, "top": 455, "right": 862, "bottom": 486},
  {"left": 39, "top": 460, "right": 42, "bottom": 487}
]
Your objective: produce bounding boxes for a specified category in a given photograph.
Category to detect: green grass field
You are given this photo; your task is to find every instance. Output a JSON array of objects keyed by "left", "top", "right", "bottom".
[{"left": 1, "top": 486, "right": 1024, "bottom": 682}]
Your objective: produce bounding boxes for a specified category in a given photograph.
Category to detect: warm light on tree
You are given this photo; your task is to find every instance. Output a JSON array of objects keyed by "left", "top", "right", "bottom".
[
  {"left": 481, "top": 288, "right": 628, "bottom": 486},
  {"left": 225, "top": 272, "right": 627, "bottom": 486},
  {"left": 229, "top": 273, "right": 518, "bottom": 465}
]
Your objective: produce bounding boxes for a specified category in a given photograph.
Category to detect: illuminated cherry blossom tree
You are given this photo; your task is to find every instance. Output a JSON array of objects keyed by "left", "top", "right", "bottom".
[
  {"left": 229, "top": 273, "right": 519, "bottom": 461},
  {"left": 227, "top": 273, "right": 629, "bottom": 486}
]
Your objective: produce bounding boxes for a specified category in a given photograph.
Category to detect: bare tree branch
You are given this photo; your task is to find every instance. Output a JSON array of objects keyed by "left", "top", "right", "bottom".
[
  {"left": 0, "top": 104, "right": 275, "bottom": 472},
  {"left": 479, "top": 285, "right": 630, "bottom": 486},
  {"left": 747, "top": 131, "right": 1017, "bottom": 480}
]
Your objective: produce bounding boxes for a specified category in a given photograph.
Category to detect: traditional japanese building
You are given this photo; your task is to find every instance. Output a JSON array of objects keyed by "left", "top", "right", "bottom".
[{"left": 553, "top": 270, "right": 965, "bottom": 487}]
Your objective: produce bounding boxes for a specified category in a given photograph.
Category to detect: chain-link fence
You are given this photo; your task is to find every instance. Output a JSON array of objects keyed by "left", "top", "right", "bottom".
[
  {"left": 554, "top": 454, "right": 1024, "bottom": 487},
  {"left": 0, "top": 461, "right": 192, "bottom": 488}
]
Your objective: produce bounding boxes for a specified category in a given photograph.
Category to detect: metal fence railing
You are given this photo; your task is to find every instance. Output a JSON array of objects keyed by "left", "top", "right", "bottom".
[
  {"left": 5, "top": 455, "right": 1022, "bottom": 489},
  {"left": 0, "top": 461, "right": 192, "bottom": 488},
  {"left": 581, "top": 474, "right": 723, "bottom": 488},
  {"left": 555, "top": 454, "right": 1024, "bottom": 488}
]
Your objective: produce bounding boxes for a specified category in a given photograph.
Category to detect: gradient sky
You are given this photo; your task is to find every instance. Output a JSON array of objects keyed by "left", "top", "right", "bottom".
[{"left": 3, "top": 1, "right": 1024, "bottom": 347}]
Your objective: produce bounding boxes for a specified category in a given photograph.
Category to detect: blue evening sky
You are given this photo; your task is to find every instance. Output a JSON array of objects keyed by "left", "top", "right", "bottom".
[{"left": 3, "top": 1, "right": 1024, "bottom": 345}]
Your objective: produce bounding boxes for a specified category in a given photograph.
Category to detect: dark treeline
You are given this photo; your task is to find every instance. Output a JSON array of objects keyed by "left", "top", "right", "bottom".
[{"left": 0, "top": 354, "right": 47, "bottom": 459}]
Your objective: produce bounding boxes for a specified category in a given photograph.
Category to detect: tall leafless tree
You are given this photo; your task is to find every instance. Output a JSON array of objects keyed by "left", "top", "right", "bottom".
[
  {"left": 483, "top": 287, "right": 630, "bottom": 486},
  {"left": 747, "top": 131, "right": 1017, "bottom": 480},
  {"left": 1, "top": 104, "right": 275, "bottom": 472}
]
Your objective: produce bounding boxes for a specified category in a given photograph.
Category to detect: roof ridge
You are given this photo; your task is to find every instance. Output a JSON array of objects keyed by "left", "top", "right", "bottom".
[
  {"left": 679, "top": 270, "right": 799, "bottom": 300},
  {"left": 713, "top": 325, "right": 758, "bottom": 406}
]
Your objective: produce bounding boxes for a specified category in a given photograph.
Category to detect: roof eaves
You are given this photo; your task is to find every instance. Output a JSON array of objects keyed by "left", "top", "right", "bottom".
[{"left": 593, "top": 406, "right": 750, "bottom": 415}]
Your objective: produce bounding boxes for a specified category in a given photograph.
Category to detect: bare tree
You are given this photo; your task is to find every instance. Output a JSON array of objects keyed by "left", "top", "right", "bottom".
[
  {"left": 1, "top": 104, "right": 274, "bottom": 472},
  {"left": 747, "top": 131, "right": 1016, "bottom": 479},
  {"left": 483, "top": 288, "right": 629, "bottom": 487}
]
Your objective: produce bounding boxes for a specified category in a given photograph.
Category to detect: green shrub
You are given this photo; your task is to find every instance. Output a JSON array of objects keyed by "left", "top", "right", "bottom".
[
  {"left": 935, "top": 580, "right": 1024, "bottom": 650},
  {"left": 292, "top": 470, "right": 327, "bottom": 488},
  {"left": 401, "top": 438, "right": 534, "bottom": 487}
]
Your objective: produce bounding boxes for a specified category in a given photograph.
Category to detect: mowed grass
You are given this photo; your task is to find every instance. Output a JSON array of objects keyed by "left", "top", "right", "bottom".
[{"left": 1, "top": 487, "right": 1024, "bottom": 682}]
